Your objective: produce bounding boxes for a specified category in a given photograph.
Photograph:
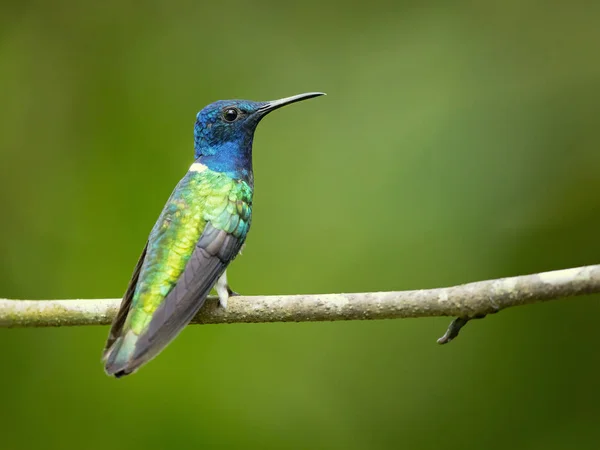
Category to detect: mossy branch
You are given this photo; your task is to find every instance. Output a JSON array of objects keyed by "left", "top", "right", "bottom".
[{"left": 1, "top": 264, "right": 599, "bottom": 343}]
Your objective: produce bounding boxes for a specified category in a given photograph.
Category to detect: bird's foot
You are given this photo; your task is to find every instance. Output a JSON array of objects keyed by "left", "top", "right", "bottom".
[
  {"left": 216, "top": 271, "right": 241, "bottom": 308},
  {"left": 216, "top": 288, "right": 229, "bottom": 309}
]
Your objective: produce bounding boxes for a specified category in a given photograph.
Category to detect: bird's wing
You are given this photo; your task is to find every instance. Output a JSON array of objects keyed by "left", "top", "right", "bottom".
[
  {"left": 103, "top": 170, "right": 252, "bottom": 377},
  {"left": 127, "top": 223, "right": 245, "bottom": 368}
]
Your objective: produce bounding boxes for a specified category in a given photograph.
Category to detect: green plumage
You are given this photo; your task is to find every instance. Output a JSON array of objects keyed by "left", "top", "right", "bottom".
[{"left": 128, "top": 167, "right": 252, "bottom": 334}]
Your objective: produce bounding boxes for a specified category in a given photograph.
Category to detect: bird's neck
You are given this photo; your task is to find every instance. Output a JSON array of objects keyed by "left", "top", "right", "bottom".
[{"left": 196, "top": 141, "right": 253, "bottom": 185}]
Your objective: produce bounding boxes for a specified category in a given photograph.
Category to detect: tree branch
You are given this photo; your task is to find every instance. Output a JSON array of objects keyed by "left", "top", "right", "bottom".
[{"left": 1, "top": 264, "right": 599, "bottom": 343}]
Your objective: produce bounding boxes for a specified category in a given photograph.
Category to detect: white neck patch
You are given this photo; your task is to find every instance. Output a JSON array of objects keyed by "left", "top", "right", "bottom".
[{"left": 189, "top": 162, "right": 208, "bottom": 173}]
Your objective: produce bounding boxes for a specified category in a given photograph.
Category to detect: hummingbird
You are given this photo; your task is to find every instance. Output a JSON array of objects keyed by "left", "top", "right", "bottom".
[{"left": 102, "top": 92, "right": 325, "bottom": 377}]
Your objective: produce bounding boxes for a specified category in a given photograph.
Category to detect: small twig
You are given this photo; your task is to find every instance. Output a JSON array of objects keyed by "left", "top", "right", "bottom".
[
  {"left": 1, "top": 264, "right": 599, "bottom": 343},
  {"left": 437, "top": 317, "right": 471, "bottom": 344}
]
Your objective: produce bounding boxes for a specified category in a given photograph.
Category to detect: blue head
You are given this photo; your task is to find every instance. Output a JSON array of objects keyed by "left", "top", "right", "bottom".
[{"left": 193, "top": 92, "right": 325, "bottom": 181}]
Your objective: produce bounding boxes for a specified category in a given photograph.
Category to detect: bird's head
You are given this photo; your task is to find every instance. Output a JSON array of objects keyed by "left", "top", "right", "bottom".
[{"left": 194, "top": 92, "right": 325, "bottom": 158}]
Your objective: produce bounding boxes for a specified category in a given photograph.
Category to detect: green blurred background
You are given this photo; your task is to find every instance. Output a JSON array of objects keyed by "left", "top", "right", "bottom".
[{"left": 1, "top": 1, "right": 600, "bottom": 449}]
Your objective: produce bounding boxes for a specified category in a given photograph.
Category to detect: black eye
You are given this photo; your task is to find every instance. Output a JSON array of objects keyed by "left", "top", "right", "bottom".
[{"left": 222, "top": 108, "right": 239, "bottom": 122}]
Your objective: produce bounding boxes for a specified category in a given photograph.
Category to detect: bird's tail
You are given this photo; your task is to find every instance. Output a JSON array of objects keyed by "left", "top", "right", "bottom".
[{"left": 103, "top": 331, "right": 139, "bottom": 378}]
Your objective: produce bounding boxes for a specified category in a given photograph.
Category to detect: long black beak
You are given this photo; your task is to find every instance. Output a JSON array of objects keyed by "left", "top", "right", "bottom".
[{"left": 258, "top": 92, "right": 326, "bottom": 115}]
